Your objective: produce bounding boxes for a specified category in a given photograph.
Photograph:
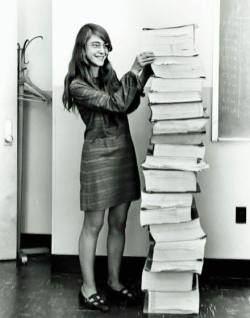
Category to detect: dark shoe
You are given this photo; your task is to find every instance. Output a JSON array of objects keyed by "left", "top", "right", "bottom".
[
  {"left": 106, "top": 284, "right": 140, "bottom": 305},
  {"left": 78, "top": 290, "right": 110, "bottom": 312}
]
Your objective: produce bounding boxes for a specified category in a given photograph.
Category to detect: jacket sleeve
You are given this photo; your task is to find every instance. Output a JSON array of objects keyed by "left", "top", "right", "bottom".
[
  {"left": 70, "top": 71, "right": 141, "bottom": 114},
  {"left": 125, "top": 65, "right": 154, "bottom": 114},
  {"left": 125, "top": 91, "right": 141, "bottom": 114}
]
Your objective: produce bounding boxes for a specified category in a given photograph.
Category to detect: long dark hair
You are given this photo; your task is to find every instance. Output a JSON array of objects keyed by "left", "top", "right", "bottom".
[{"left": 63, "top": 23, "right": 116, "bottom": 111}]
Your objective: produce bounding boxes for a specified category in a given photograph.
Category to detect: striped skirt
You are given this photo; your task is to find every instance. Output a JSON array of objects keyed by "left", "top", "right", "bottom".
[{"left": 79, "top": 133, "right": 141, "bottom": 211}]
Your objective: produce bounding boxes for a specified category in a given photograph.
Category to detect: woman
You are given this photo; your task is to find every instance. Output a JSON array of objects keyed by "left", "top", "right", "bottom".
[{"left": 63, "top": 23, "right": 154, "bottom": 312}]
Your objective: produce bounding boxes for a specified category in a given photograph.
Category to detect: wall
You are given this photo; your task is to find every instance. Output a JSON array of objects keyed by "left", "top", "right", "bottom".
[
  {"left": 17, "top": 0, "right": 52, "bottom": 234},
  {"left": 0, "top": 0, "right": 17, "bottom": 260},
  {"left": 52, "top": 0, "right": 250, "bottom": 258},
  {"left": 18, "top": 0, "right": 52, "bottom": 90}
]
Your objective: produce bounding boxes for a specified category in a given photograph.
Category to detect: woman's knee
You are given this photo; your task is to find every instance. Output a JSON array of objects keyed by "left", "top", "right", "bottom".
[
  {"left": 83, "top": 210, "right": 105, "bottom": 234},
  {"left": 108, "top": 214, "right": 127, "bottom": 234},
  {"left": 108, "top": 203, "right": 130, "bottom": 233}
]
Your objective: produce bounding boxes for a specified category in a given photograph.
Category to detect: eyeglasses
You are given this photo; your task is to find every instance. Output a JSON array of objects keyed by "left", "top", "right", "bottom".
[{"left": 88, "top": 42, "right": 111, "bottom": 51}]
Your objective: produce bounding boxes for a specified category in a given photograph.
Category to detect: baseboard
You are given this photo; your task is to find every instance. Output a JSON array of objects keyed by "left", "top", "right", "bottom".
[
  {"left": 21, "top": 234, "right": 51, "bottom": 251},
  {"left": 20, "top": 235, "right": 250, "bottom": 279},
  {"left": 51, "top": 255, "right": 250, "bottom": 279},
  {"left": 51, "top": 254, "right": 145, "bottom": 285},
  {"left": 201, "top": 258, "right": 250, "bottom": 279}
]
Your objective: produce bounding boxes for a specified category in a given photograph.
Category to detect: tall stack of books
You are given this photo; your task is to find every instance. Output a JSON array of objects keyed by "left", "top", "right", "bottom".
[{"left": 140, "top": 24, "right": 208, "bottom": 314}]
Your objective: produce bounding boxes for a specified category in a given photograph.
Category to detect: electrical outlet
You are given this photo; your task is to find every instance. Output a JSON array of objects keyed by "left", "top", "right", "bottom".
[{"left": 235, "top": 207, "right": 247, "bottom": 224}]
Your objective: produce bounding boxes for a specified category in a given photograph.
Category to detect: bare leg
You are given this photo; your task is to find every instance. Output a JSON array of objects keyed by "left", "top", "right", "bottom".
[
  {"left": 107, "top": 202, "right": 131, "bottom": 290},
  {"left": 78, "top": 210, "right": 105, "bottom": 297}
]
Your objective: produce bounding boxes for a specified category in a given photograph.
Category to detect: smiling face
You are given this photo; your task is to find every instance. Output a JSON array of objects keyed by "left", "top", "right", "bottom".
[{"left": 85, "top": 34, "right": 109, "bottom": 70}]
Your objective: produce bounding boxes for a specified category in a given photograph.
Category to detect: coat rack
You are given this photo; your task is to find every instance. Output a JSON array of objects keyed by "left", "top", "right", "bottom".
[{"left": 17, "top": 36, "right": 52, "bottom": 264}]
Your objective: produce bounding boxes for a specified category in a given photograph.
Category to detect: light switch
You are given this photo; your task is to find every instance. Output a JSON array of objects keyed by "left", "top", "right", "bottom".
[{"left": 4, "top": 119, "right": 13, "bottom": 146}]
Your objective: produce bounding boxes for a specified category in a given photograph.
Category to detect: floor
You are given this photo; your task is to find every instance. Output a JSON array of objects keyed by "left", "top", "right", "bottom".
[{"left": 0, "top": 256, "right": 250, "bottom": 318}]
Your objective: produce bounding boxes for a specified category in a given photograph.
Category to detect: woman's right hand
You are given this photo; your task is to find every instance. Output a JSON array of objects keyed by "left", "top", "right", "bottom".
[{"left": 130, "top": 51, "right": 155, "bottom": 76}]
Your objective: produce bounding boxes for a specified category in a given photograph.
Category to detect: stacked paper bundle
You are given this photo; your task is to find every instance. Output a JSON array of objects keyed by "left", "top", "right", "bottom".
[{"left": 140, "top": 24, "right": 208, "bottom": 315}]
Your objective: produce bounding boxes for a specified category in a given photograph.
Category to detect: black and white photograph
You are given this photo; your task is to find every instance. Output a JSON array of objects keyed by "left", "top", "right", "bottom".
[{"left": 0, "top": 0, "right": 250, "bottom": 317}]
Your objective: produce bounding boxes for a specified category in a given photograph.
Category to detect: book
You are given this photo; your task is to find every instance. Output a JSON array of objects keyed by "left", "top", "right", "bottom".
[
  {"left": 150, "top": 77, "right": 203, "bottom": 92},
  {"left": 140, "top": 197, "right": 198, "bottom": 226},
  {"left": 142, "top": 155, "right": 209, "bottom": 172},
  {"left": 140, "top": 206, "right": 192, "bottom": 226},
  {"left": 152, "top": 117, "right": 208, "bottom": 135},
  {"left": 150, "top": 132, "right": 205, "bottom": 145},
  {"left": 152, "top": 62, "right": 205, "bottom": 78},
  {"left": 149, "top": 218, "right": 205, "bottom": 242},
  {"left": 142, "top": 24, "right": 196, "bottom": 38},
  {"left": 154, "top": 55, "right": 202, "bottom": 66},
  {"left": 145, "top": 258, "right": 204, "bottom": 274},
  {"left": 148, "top": 91, "right": 202, "bottom": 104},
  {"left": 141, "top": 270, "right": 194, "bottom": 292},
  {"left": 152, "top": 143, "right": 205, "bottom": 159},
  {"left": 142, "top": 25, "right": 197, "bottom": 57},
  {"left": 143, "top": 170, "right": 198, "bottom": 193},
  {"left": 141, "top": 191, "right": 193, "bottom": 210},
  {"left": 144, "top": 275, "right": 199, "bottom": 314},
  {"left": 150, "top": 102, "right": 205, "bottom": 120},
  {"left": 148, "top": 236, "right": 206, "bottom": 263},
  {"left": 146, "top": 41, "right": 197, "bottom": 57}
]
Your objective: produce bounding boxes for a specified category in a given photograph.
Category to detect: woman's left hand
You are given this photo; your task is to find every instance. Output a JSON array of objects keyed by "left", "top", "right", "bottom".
[
  {"left": 137, "top": 51, "right": 155, "bottom": 67},
  {"left": 130, "top": 51, "right": 155, "bottom": 75}
]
